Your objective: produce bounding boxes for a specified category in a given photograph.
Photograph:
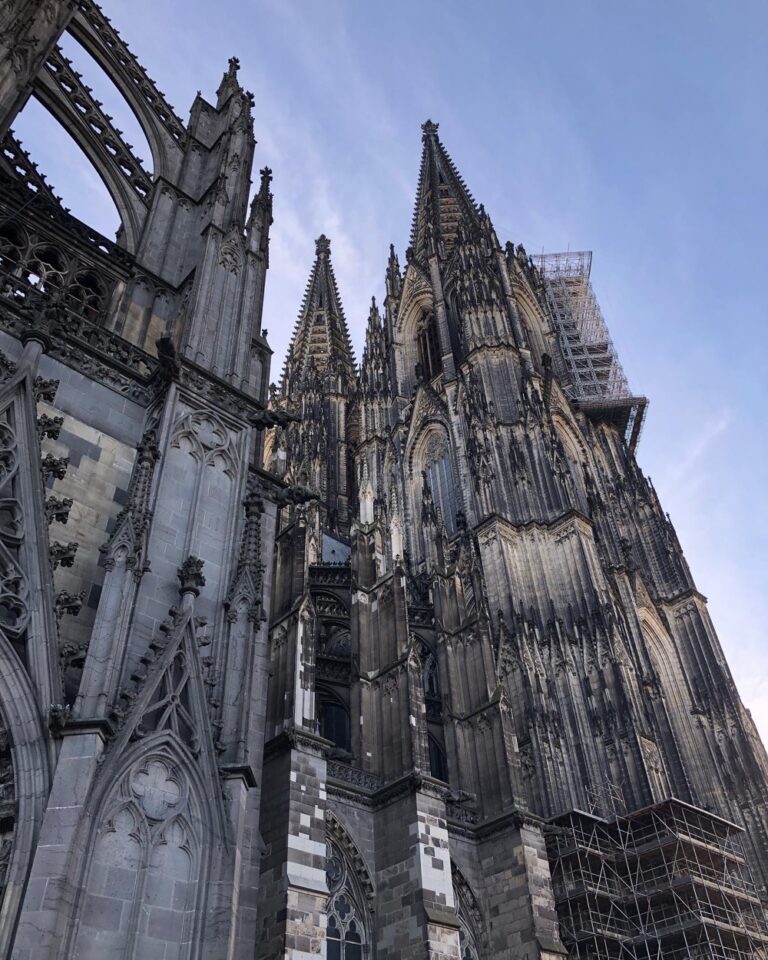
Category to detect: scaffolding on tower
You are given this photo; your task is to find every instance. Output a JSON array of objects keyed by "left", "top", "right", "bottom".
[
  {"left": 532, "top": 251, "right": 648, "bottom": 452},
  {"left": 546, "top": 798, "right": 768, "bottom": 960}
]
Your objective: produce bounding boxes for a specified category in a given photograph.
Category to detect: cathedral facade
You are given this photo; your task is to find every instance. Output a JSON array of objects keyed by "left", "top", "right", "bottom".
[{"left": 0, "top": 3, "right": 767, "bottom": 958}]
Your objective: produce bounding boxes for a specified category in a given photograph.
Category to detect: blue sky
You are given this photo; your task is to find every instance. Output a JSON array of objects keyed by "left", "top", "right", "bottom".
[{"left": 14, "top": 0, "right": 768, "bottom": 742}]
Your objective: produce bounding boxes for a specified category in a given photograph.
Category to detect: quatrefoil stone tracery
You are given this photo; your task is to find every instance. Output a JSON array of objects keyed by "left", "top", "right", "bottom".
[{"left": 130, "top": 759, "right": 182, "bottom": 821}]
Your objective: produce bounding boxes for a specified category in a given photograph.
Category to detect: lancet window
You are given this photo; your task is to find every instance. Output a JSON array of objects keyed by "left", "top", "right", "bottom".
[
  {"left": 428, "top": 733, "right": 449, "bottom": 782},
  {"left": 417, "top": 311, "right": 442, "bottom": 380},
  {"left": 453, "top": 867, "right": 485, "bottom": 960},
  {"left": 318, "top": 691, "right": 351, "bottom": 753},
  {"left": 422, "top": 432, "right": 457, "bottom": 535}
]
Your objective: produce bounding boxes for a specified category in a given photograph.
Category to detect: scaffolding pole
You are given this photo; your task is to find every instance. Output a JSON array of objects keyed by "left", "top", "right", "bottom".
[
  {"left": 532, "top": 251, "right": 648, "bottom": 451},
  {"left": 546, "top": 798, "right": 768, "bottom": 959}
]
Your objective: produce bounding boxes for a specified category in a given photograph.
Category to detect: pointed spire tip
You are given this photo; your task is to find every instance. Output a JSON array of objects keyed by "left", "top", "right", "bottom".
[
  {"left": 315, "top": 234, "right": 331, "bottom": 257},
  {"left": 421, "top": 119, "right": 439, "bottom": 139}
]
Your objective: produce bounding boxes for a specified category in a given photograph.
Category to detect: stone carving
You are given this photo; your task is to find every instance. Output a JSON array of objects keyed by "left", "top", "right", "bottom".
[
  {"left": 0, "top": 352, "right": 16, "bottom": 382},
  {"left": 0, "top": 418, "right": 28, "bottom": 638},
  {"left": 40, "top": 453, "right": 68, "bottom": 481},
  {"left": 0, "top": 714, "right": 14, "bottom": 900},
  {"left": 45, "top": 495, "right": 72, "bottom": 525},
  {"left": 251, "top": 407, "right": 301, "bottom": 429},
  {"left": 102, "top": 428, "right": 159, "bottom": 578},
  {"left": 49, "top": 541, "right": 77, "bottom": 569},
  {"left": 170, "top": 410, "right": 239, "bottom": 476},
  {"left": 225, "top": 487, "right": 264, "bottom": 620},
  {"left": 0, "top": 719, "right": 14, "bottom": 820},
  {"left": 218, "top": 237, "right": 243, "bottom": 275},
  {"left": 178, "top": 555, "right": 205, "bottom": 597},
  {"left": 36, "top": 414, "right": 62, "bottom": 440},
  {"left": 271, "top": 484, "right": 320, "bottom": 507},
  {"left": 0, "top": 422, "right": 18, "bottom": 491},
  {"left": 130, "top": 758, "right": 184, "bottom": 821},
  {"left": 54, "top": 590, "right": 84, "bottom": 621}
]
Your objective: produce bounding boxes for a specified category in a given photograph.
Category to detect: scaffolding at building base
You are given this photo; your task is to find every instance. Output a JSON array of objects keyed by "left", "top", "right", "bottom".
[
  {"left": 532, "top": 251, "right": 647, "bottom": 451},
  {"left": 546, "top": 798, "right": 768, "bottom": 960}
]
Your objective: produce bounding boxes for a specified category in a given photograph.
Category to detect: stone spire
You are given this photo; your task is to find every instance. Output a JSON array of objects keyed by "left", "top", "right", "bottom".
[
  {"left": 409, "top": 119, "right": 484, "bottom": 262},
  {"left": 216, "top": 55, "right": 243, "bottom": 107},
  {"left": 360, "top": 297, "right": 388, "bottom": 397},
  {"left": 280, "top": 235, "right": 356, "bottom": 396}
]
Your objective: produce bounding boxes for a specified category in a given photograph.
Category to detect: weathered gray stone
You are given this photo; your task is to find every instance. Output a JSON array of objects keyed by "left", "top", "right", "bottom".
[{"left": 0, "top": 5, "right": 766, "bottom": 960}]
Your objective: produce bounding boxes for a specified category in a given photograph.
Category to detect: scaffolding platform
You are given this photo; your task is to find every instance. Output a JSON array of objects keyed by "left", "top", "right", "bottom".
[
  {"left": 532, "top": 251, "right": 647, "bottom": 452},
  {"left": 546, "top": 798, "right": 768, "bottom": 960}
]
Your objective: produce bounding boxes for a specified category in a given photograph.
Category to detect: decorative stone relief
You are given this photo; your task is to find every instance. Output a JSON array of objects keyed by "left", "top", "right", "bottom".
[
  {"left": 0, "top": 414, "right": 28, "bottom": 639},
  {"left": 130, "top": 757, "right": 184, "bottom": 822},
  {"left": 0, "top": 715, "right": 15, "bottom": 901},
  {"left": 170, "top": 410, "right": 239, "bottom": 477}
]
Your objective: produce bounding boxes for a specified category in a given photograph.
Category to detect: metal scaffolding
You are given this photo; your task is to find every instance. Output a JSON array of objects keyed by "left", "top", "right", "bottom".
[
  {"left": 533, "top": 251, "right": 629, "bottom": 402},
  {"left": 546, "top": 799, "right": 768, "bottom": 960},
  {"left": 532, "top": 252, "right": 648, "bottom": 451}
]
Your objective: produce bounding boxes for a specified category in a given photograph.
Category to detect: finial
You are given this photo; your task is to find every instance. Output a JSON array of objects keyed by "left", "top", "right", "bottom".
[
  {"left": 178, "top": 556, "right": 206, "bottom": 597},
  {"left": 315, "top": 235, "right": 331, "bottom": 257},
  {"left": 216, "top": 56, "right": 242, "bottom": 104},
  {"left": 260, "top": 166, "right": 273, "bottom": 187},
  {"left": 421, "top": 119, "right": 439, "bottom": 139}
]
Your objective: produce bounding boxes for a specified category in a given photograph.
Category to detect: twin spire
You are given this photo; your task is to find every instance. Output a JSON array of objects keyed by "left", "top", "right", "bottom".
[
  {"left": 280, "top": 235, "right": 356, "bottom": 395},
  {"left": 410, "top": 119, "right": 484, "bottom": 261},
  {"left": 283, "top": 120, "right": 485, "bottom": 390}
]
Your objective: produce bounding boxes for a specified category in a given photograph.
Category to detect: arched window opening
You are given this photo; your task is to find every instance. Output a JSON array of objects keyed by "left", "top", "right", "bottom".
[
  {"left": 0, "top": 222, "right": 27, "bottom": 274},
  {"left": 428, "top": 734, "right": 448, "bottom": 783},
  {"left": 27, "top": 244, "right": 68, "bottom": 292},
  {"left": 327, "top": 908, "right": 364, "bottom": 960},
  {"left": 325, "top": 837, "right": 370, "bottom": 959},
  {"left": 66, "top": 269, "right": 108, "bottom": 322},
  {"left": 423, "top": 653, "right": 440, "bottom": 698},
  {"left": 318, "top": 696, "right": 351, "bottom": 753},
  {"left": 421, "top": 433, "right": 458, "bottom": 536},
  {"left": 422, "top": 652, "right": 442, "bottom": 720},
  {"left": 453, "top": 867, "right": 485, "bottom": 960},
  {"left": 417, "top": 311, "right": 442, "bottom": 381},
  {"left": 459, "top": 925, "right": 479, "bottom": 960}
]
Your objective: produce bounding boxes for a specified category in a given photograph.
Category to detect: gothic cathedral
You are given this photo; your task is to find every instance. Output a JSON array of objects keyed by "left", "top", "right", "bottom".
[{"left": 0, "top": 3, "right": 766, "bottom": 959}]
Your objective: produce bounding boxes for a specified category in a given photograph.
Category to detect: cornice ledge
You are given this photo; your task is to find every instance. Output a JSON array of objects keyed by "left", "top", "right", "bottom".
[{"left": 474, "top": 806, "right": 544, "bottom": 839}]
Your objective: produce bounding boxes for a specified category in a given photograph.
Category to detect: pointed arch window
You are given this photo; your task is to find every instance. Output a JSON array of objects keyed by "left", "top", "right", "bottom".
[
  {"left": 459, "top": 926, "right": 480, "bottom": 960},
  {"left": 428, "top": 733, "right": 449, "bottom": 782},
  {"left": 325, "top": 838, "right": 370, "bottom": 959},
  {"left": 422, "top": 650, "right": 443, "bottom": 720},
  {"left": 453, "top": 867, "right": 485, "bottom": 960},
  {"left": 417, "top": 311, "right": 442, "bottom": 381},
  {"left": 318, "top": 693, "right": 351, "bottom": 753},
  {"left": 422, "top": 432, "right": 457, "bottom": 535}
]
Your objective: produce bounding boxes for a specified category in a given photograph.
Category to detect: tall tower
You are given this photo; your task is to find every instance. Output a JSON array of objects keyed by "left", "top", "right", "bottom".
[
  {"left": 264, "top": 119, "right": 768, "bottom": 960},
  {"left": 267, "top": 235, "right": 357, "bottom": 538},
  {"left": 0, "top": 3, "right": 766, "bottom": 957}
]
